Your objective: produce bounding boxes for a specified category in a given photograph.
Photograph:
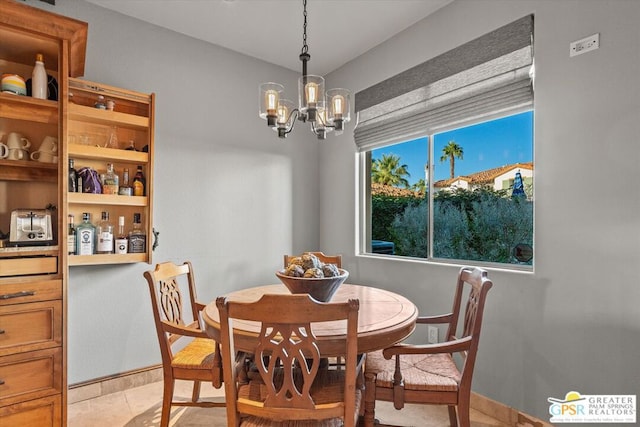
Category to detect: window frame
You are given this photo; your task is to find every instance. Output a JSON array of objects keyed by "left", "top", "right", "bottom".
[{"left": 357, "top": 109, "right": 534, "bottom": 272}]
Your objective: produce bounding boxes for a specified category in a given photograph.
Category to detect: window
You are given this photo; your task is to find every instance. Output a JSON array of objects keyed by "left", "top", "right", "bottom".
[{"left": 356, "top": 16, "right": 534, "bottom": 268}]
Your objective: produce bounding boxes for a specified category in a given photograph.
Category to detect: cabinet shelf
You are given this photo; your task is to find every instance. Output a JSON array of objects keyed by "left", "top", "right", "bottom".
[
  {"left": 67, "top": 143, "right": 149, "bottom": 164},
  {"left": 0, "top": 93, "right": 58, "bottom": 124},
  {"left": 0, "top": 246, "right": 59, "bottom": 258},
  {"left": 67, "top": 192, "right": 147, "bottom": 206},
  {"left": 68, "top": 103, "right": 148, "bottom": 129},
  {"left": 68, "top": 253, "right": 146, "bottom": 266},
  {"left": 0, "top": 159, "right": 57, "bottom": 182}
]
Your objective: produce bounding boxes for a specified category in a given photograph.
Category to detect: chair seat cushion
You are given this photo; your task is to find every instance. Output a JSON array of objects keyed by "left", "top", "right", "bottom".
[
  {"left": 171, "top": 337, "right": 218, "bottom": 369},
  {"left": 238, "top": 369, "right": 362, "bottom": 427},
  {"left": 365, "top": 350, "right": 460, "bottom": 392}
]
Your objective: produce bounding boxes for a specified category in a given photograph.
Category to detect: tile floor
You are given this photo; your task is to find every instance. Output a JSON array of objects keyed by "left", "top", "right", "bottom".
[{"left": 68, "top": 380, "right": 509, "bottom": 427}]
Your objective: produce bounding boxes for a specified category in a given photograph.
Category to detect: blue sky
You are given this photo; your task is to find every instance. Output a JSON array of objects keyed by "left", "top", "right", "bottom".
[{"left": 372, "top": 111, "right": 533, "bottom": 185}]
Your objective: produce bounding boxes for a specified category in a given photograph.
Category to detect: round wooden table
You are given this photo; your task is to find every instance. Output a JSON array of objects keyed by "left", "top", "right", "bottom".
[{"left": 202, "top": 283, "right": 418, "bottom": 356}]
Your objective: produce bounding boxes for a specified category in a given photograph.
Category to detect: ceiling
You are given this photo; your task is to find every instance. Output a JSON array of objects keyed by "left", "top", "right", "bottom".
[{"left": 83, "top": 0, "right": 453, "bottom": 76}]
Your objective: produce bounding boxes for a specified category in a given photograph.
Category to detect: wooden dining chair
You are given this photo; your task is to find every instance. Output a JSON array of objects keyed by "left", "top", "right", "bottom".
[
  {"left": 363, "top": 266, "right": 493, "bottom": 427},
  {"left": 216, "top": 293, "right": 363, "bottom": 427},
  {"left": 143, "top": 261, "right": 225, "bottom": 427},
  {"left": 284, "top": 251, "right": 342, "bottom": 268}
]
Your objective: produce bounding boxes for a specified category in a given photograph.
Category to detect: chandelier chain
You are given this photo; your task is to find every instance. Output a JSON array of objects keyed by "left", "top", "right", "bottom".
[{"left": 301, "top": 0, "right": 308, "bottom": 55}]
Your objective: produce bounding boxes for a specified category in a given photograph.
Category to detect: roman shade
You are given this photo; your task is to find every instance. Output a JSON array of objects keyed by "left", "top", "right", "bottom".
[{"left": 354, "top": 15, "right": 534, "bottom": 151}]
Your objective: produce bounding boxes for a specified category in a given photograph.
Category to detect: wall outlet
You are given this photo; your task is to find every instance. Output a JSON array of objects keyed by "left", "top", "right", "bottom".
[
  {"left": 427, "top": 326, "right": 438, "bottom": 344},
  {"left": 570, "top": 33, "right": 600, "bottom": 57}
]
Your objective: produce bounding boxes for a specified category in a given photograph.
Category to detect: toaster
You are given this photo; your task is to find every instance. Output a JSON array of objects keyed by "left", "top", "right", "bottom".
[{"left": 9, "top": 209, "right": 54, "bottom": 246}]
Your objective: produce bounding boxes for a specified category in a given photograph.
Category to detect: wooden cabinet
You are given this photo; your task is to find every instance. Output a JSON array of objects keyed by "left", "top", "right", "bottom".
[
  {"left": 66, "top": 78, "right": 155, "bottom": 266},
  {"left": 0, "top": 0, "right": 87, "bottom": 425}
]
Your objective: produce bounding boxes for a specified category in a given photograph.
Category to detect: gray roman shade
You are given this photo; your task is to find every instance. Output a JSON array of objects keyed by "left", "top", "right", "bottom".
[{"left": 354, "top": 15, "right": 534, "bottom": 151}]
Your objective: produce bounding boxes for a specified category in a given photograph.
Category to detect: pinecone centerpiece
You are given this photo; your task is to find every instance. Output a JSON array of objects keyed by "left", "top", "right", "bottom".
[{"left": 277, "top": 253, "right": 348, "bottom": 302}]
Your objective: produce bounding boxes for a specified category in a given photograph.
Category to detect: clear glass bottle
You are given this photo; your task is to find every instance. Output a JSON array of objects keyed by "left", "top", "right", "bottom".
[
  {"left": 132, "top": 165, "right": 146, "bottom": 196},
  {"left": 31, "top": 53, "right": 47, "bottom": 99},
  {"left": 128, "top": 213, "right": 146, "bottom": 254},
  {"left": 68, "top": 158, "right": 78, "bottom": 192},
  {"left": 118, "top": 167, "right": 132, "bottom": 196},
  {"left": 115, "top": 215, "right": 128, "bottom": 254},
  {"left": 106, "top": 126, "right": 118, "bottom": 148},
  {"left": 102, "top": 163, "right": 119, "bottom": 194},
  {"left": 76, "top": 212, "right": 96, "bottom": 255},
  {"left": 96, "top": 211, "right": 114, "bottom": 254},
  {"left": 67, "top": 214, "right": 76, "bottom": 255}
]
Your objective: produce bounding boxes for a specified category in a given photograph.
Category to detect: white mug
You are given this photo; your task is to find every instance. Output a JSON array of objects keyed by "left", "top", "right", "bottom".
[
  {"left": 37, "top": 135, "right": 57, "bottom": 153},
  {"left": 0, "top": 142, "right": 8, "bottom": 159},
  {"left": 7, "top": 132, "right": 31, "bottom": 150},
  {"left": 7, "top": 148, "right": 27, "bottom": 160},
  {"left": 30, "top": 150, "right": 55, "bottom": 163}
]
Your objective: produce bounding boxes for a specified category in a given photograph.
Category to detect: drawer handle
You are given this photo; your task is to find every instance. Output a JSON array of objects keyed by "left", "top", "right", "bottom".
[
  {"left": 0, "top": 290, "right": 36, "bottom": 300},
  {"left": 0, "top": 379, "right": 4, "bottom": 385},
  {"left": 0, "top": 330, "right": 4, "bottom": 334}
]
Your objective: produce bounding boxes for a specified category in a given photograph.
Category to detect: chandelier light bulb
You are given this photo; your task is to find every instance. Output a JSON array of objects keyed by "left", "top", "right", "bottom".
[
  {"left": 259, "top": 82, "right": 284, "bottom": 127},
  {"left": 306, "top": 82, "right": 319, "bottom": 105},
  {"left": 266, "top": 90, "right": 279, "bottom": 113},
  {"left": 332, "top": 94, "right": 344, "bottom": 118},
  {"left": 277, "top": 103, "right": 289, "bottom": 125}
]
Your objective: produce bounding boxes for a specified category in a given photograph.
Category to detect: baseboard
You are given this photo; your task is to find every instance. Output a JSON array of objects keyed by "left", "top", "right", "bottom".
[
  {"left": 471, "top": 392, "right": 553, "bottom": 427},
  {"left": 67, "top": 365, "right": 163, "bottom": 404}
]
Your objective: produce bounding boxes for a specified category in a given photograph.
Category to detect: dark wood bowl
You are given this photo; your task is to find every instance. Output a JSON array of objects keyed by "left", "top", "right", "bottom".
[{"left": 276, "top": 269, "right": 349, "bottom": 302}]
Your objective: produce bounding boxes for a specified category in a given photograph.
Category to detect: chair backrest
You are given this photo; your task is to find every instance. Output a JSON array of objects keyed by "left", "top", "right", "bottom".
[
  {"left": 217, "top": 293, "right": 360, "bottom": 427},
  {"left": 284, "top": 251, "right": 342, "bottom": 268},
  {"left": 143, "top": 261, "right": 202, "bottom": 363},
  {"left": 446, "top": 266, "right": 493, "bottom": 388}
]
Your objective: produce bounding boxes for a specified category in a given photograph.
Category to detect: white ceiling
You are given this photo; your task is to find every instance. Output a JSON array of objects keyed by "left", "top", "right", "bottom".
[{"left": 84, "top": 0, "right": 453, "bottom": 76}]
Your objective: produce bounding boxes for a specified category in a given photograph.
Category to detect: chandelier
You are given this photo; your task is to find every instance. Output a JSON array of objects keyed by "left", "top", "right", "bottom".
[{"left": 258, "top": 0, "right": 350, "bottom": 140}]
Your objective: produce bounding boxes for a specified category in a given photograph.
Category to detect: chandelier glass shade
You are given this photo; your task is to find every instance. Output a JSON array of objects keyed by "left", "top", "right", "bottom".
[{"left": 258, "top": 0, "right": 350, "bottom": 139}]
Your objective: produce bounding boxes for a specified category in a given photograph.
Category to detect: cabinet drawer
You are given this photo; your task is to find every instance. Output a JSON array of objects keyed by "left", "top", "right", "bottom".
[
  {"left": 0, "top": 300, "right": 62, "bottom": 356},
  {"left": 0, "top": 348, "right": 62, "bottom": 406},
  {"left": 0, "top": 256, "right": 58, "bottom": 278},
  {"left": 0, "top": 394, "right": 61, "bottom": 427},
  {"left": 0, "top": 279, "right": 62, "bottom": 306}
]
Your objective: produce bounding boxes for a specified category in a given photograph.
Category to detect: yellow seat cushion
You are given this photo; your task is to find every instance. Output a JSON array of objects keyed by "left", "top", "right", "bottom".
[
  {"left": 366, "top": 349, "right": 460, "bottom": 392},
  {"left": 171, "top": 337, "right": 218, "bottom": 369}
]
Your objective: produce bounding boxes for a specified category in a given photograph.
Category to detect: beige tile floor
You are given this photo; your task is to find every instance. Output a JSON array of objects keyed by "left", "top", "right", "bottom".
[{"left": 68, "top": 380, "right": 508, "bottom": 427}]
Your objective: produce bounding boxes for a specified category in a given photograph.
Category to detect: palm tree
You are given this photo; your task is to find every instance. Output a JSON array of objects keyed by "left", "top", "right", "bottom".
[
  {"left": 372, "top": 154, "right": 410, "bottom": 188},
  {"left": 411, "top": 178, "right": 427, "bottom": 193},
  {"left": 440, "top": 141, "right": 464, "bottom": 179}
]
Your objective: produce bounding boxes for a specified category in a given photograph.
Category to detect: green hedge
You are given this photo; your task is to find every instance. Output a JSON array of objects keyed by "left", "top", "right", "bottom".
[{"left": 372, "top": 188, "right": 533, "bottom": 264}]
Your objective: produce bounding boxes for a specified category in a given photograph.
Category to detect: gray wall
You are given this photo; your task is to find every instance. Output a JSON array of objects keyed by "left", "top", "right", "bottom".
[
  {"left": 27, "top": 0, "right": 640, "bottom": 422},
  {"left": 323, "top": 0, "right": 640, "bottom": 421}
]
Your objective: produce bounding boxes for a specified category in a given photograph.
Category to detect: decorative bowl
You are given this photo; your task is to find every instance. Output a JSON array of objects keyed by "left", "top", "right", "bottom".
[
  {"left": 276, "top": 268, "right": 348, "bottom": 302},
  {"left": 2, "top": 74, "right": 27, "bottom": 96}
]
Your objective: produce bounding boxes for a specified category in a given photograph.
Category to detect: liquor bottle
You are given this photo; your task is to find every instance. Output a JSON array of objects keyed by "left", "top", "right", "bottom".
[
  {"left": 118, "top": 168, "right": 132, "bottom": 196},
  {"left": 96, "top": 211, "right": 114, "bottom": 254},
  {"left": 115, "top": 216, "right": 128, "bottom": 254},
  {"left": 132, "top": 166, "right": 146, "bottom": 196},
  {"left": 128, "top": 213, "right": 146, "bottom": 254},
  {"left": 76, "top": 212, "right": 96, "bottom": 255},
  {"left": 102, "top": 163, "right": 119, "bottom": 194},
  {"left": 68, "top": 158, "right": 78, "bottom": 192},
  {"left": 31, "top": 53, "right": 47, "bottom": 99},
  {"left": 67, "top": 214, "right": 76, "bottom": 255}
]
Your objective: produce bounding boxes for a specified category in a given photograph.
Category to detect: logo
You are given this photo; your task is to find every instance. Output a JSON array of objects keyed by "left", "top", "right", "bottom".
[{"left": 549, "top": 391, "right": 636, "bottom": 423}]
